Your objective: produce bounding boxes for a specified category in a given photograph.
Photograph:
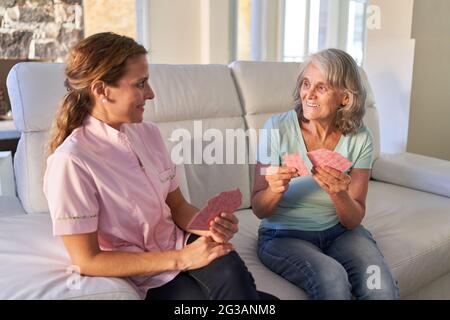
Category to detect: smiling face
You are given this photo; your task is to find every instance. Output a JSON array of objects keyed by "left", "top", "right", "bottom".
[
  {"left": 300, "top": 63, "right": 348, "bottom": 124},
  {"left": 102, "top": 54, "right": 154, "bottom": 126}
]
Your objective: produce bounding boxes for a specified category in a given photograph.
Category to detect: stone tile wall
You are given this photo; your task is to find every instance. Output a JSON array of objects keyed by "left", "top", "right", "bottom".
[{"left": 0, "top": 0, "right": 83, "bottom": 62}]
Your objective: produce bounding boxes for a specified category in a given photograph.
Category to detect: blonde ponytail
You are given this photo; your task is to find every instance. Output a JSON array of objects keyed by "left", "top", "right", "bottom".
[{"left": 46, "top": 89, "right": 90, "bottom": 156}]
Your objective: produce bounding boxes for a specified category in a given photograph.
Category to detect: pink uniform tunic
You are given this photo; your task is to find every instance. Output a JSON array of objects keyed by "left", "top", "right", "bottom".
[{"left": 44, "top": 115, "right": 186, "bottom": 298}]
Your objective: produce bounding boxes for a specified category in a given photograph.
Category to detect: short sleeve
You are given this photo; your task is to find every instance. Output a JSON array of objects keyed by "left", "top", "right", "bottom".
[
  {"left": 256, "top": 116, "right": 281, "bottom": 166},
  {"left": 43, "top": 153, "right": 99, "bottom": 236},
  {"left": 353, "top": 128, "right": 374, "bottom": 169}
]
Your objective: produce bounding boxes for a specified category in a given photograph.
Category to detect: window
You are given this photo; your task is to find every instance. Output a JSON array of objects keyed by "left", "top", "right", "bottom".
[
  {"left": 346, "top": 0, "right": 367, "bottom": 64},
  {"left": 282, "top": 0, "right": 368, "bottom": 64},
  {"left": 233, "top": 0, "right": 368, "bottom": 63},
  {"left": 235, "top": 0, "right": 253, "bottom": 60}
]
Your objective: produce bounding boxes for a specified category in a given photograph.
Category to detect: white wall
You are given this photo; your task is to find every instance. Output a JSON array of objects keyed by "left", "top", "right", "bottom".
[
  {"left": 363, "top": 0, "right": 415, "bottom": 154},
  {"left": 408, "top": 0, "right": 450, "bottom": 161},
  {"left": 148, "top": 0, "right": 202, "bottom": 64},
  {"left": 147, "top": 0, "right": 232, "bottom": 65}
]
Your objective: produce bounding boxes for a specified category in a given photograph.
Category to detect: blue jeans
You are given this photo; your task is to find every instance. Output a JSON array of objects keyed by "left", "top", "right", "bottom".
[{"left": 258, "top": 223, "right": 400, "bottom": 300}]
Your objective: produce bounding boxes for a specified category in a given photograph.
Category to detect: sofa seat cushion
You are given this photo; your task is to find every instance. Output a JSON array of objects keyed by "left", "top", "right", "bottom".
[
  {"left": 0, "top": 196, "right": 26, "bottom": 217},
  {"left": 364, "top": 181, "right": 450, "bottom": 297},
  {"left": 0, "top": 213, "right": 140, "bottom": 299}
]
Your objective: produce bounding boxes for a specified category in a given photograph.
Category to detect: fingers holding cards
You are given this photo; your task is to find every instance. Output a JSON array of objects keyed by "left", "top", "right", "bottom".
[
  {"left": 209, "top": 212, "right": 239, "bottom": 243},
  {"left": 187, "top": 189, "right": 242, "bottom": 231},
  {"left": 263, "top": 166, "right": 298, "bottom": 194},
  {"left": 282, "top": 154, "right": 311, "bottom": 176},
  {"left": 307, "top": 149, "right": 352, "bottom": 173}
]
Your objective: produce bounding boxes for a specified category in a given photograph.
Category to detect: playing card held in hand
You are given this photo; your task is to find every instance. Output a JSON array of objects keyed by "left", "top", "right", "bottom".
[
  {"left": 306, "top": 148, "right": 353, "bottom": 173},
  {"left": 282, "top": 153, "right": 311, "bottom": 176},
  {"left": 187, "top": 188, "right": 242, "bottom": 231}
]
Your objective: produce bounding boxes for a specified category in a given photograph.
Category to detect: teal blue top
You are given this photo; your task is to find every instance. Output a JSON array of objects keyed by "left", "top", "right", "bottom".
[{"left": 256, "top": 109, "right": 374, "bottom": 231}]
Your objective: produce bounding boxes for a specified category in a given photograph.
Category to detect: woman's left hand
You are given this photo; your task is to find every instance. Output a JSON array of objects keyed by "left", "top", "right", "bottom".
[
  {"left": 312, "top": 166, "right": 351, "bottom": 196},
  {"left": 208, "top": 212, "right": 239, "bottom": 244}
]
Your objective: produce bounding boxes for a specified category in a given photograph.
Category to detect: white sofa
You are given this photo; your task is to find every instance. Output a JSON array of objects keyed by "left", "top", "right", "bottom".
[{"left": 2, "top": 61, "right": 450, "bottom": 300}]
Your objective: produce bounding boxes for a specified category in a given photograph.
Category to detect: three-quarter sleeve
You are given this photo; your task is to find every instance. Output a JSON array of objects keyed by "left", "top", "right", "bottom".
[{"left": 43, "top": 152, "right": 99, "bottom": 236}]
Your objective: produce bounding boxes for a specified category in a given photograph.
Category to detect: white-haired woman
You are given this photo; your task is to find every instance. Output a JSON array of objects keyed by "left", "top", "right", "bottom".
[{"left": 251, "top": 48, "right": 399, "bottom": 300}]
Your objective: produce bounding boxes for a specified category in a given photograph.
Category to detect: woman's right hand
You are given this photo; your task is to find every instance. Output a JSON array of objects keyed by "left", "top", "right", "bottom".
[
  {"left": 265, "top": 166, "right": 299, "bottom": 194},
  {"left": 178, "top": 236, "right": 234, "bottom": 271}
]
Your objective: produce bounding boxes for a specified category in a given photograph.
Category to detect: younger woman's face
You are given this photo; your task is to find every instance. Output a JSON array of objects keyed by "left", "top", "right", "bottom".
[{"left": 104, "top": 54, "right": 154, "bottom": 126}]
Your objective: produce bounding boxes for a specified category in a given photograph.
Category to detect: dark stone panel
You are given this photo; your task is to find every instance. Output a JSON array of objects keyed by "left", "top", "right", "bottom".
[
  {"left": 58, "top": 27, "right": 83, "bottom": 52},
  {"left": 20, "top": 7, "right": 54, "bottom": 23},
  {"left": 0, "top": 31, "right": 32, "bottom": 58},
  {"left": 0, "top": 1, "right": 83, "bottom": 60},
  {"left": 61, "top": 0, "right": 82, "bottom": 5},
  {"left": 13, "top": 0, "right": 27, "bottom": 7},
  {"left": 34, "top": 41, "right": 57, "bottom": 60},
  {"left": 3, "top": 0, "right": 18, "bottom": 7}
]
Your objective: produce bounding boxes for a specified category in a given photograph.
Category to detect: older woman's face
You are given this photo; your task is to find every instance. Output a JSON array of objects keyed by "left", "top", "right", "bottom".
[{"left": 300, "top": 63, "right": 347, "bottom": 124}]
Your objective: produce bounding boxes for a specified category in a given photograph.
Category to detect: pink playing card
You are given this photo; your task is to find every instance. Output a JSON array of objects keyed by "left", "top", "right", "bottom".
[
  {"left": 282, "top": 153, "right": 311, "bottom": 176},
  {"left": 306, "top": 148, "right": 353, "bottom": 172},
  {"left": 187, "top": 188, "right": 242, "bottom": 230}
]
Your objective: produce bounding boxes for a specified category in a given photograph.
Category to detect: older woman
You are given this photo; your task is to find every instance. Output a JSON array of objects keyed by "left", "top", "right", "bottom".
[
  {"left": 43, "top": 32, "right": 273, "bottom": 300},
  {"left": 251, "top": 49, "right": 399, "bottom": 300}
]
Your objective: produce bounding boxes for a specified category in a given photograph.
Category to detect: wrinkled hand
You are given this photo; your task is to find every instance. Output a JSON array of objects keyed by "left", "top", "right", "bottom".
[
  {"left": 312, "top": 166, "right": 351, "bottom": 195},
  {"left": 208, "top": 212, "right": 239, "bottom": 244},
  {"left": 265, "top": 166, "right": 299, "bottom": 194},
  {"left": 179, "top": 236, "right": 234, "bottom": 270}
]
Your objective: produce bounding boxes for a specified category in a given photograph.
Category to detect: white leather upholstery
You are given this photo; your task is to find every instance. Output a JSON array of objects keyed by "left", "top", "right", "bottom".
[
  {"left": 7, "top": 62, "right": 65, "bottom": 214},
  {"left": 156, "top": 118, "right": 251, "bottom": 209},
  {"left": 364, "top": 181, "right": 450, "bottom": 296},
  {"left": 0, "top": 196, "right": 26, "bottom": 216},
  {"left": 146, "top": 64, "right": 243, "bottom": 122},
  {"left": 144, "top": 64, "right": 251, "bottom": 209},
  {"left": 372, "top": 152, "right": 450, "bottom": 198},
  {"left": 0, "top": 213, "right": 139, "bottom": 299},
  {"left": 7, "top": 62, "right": 65, "bottom": 132},
  {"left": 229, "top": 61, "right": 301, "bottom": 115},
  {"left": 13, "top": 132, "right": 49, "bottom": 213},
  {"left": 3, "top": 60, "right": 450, "bottom": 300}
]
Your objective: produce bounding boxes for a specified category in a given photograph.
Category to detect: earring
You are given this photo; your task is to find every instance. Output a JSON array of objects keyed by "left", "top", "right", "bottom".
[{"left": 102, "top": 97, "right": 107, "bottom": 104}]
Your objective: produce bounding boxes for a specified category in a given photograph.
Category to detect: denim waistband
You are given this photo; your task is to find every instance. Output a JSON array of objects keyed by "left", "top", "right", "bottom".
[{"left": 259, "top": 223, "right": 349, "bottom": 250}]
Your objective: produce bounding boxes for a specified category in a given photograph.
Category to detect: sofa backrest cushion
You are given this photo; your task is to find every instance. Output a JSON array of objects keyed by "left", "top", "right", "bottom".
[
  {"left": 7, "top": 62, "right": 66, "bottom": 133},
  {"left": 7, "top": 63, "right": 65, "bottom": 213},
  {"left": 144, "top": 64, "right": 251, "bottom": 209},
  {"left": 7, "top": 62, "right": 251, "bottom": 213},
  {"left": 7, "top": 60, "right": 380, "bottom": 214},
  {"left": 230, "top": 61, "right": 381, "bottom": 163}
]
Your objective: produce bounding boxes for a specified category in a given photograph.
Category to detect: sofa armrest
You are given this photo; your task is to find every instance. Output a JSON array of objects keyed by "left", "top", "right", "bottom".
[{"left": 372, "top": 152, "right": 450, "bottom": 198}]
